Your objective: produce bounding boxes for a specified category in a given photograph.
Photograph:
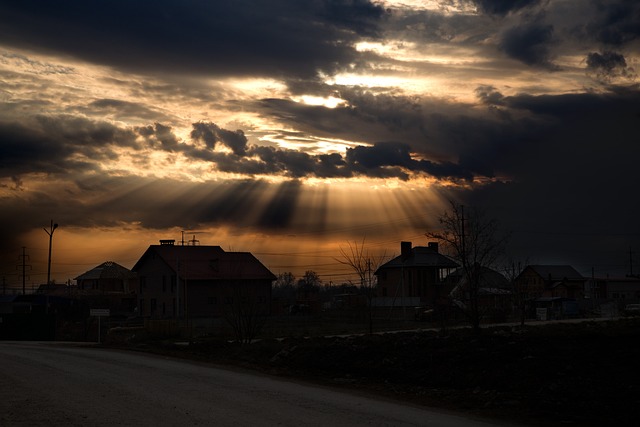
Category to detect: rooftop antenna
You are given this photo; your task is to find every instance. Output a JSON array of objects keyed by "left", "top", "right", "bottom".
[{"left": 181, "top": 230, "right": 205, "bottom": 246}]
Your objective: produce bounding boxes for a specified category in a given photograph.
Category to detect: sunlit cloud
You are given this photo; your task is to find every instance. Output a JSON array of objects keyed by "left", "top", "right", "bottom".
[{"left": 292, "top": 95, "right": 348, "bottom": 109}]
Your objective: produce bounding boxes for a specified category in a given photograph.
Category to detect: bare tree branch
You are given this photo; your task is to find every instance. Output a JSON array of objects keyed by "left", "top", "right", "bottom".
[{"left": 426, "top": 200, "right": 509, "bottom": 333}]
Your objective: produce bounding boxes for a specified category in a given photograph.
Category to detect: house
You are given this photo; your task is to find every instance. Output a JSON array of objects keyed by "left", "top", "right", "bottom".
[
  {"left": 76, "top": 261, "right": 137, "bottom": 293},
  {"left": 446, "top": 266, "right": 512, "bottom": 319},
  {"left": 131, "top": 240, "right": 276, "bottom": 319},
  {"left": 374, "top": 241, "right": 458, "bottom": 308},
  {"left": 585, "top": 276, "right": 640, "bottom": 303},
  {"left": 74, "top": 261, "right": 138, "bottom": 315},
  {"left": 515, "top": 265, "right": 585, "bottom": 300}
]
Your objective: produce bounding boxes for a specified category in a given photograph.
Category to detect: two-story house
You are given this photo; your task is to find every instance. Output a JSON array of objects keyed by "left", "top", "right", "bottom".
[
  {"left": 75, "top": 261, "right": 138, "bottom": 314},
  {"left": 515, "top": 265, "right": 585, "bottom": 300},
  {"left": 132, "top": 240, "right": 276, "bottom": 319},
  {"left": 374, "top": 241, "right": 458, "bottom": 308}
]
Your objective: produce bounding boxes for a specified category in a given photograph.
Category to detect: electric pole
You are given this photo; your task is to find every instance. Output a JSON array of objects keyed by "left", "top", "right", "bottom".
[
  {"left": 44, "top": 220, "right": 59, "bottom": 285},
  {"left": 18, "top": 247, "right": 31, "bottom": 295}
]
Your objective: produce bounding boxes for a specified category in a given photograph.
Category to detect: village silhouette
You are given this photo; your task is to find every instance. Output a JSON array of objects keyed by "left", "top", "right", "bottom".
[{"left": 2, "top": 207, "right": 638, "bottom": 342}]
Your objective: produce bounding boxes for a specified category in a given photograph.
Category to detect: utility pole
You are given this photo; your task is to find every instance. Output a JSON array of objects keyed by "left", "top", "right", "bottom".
[
  {"left": 460, "top": 205, "right": 466, "bottom": 267},
  {"left": 18, "top": 247, "right": 31, "bottom": 295},
  {"left": 44, "top": 220, "right": 59, "bottom": 285}
]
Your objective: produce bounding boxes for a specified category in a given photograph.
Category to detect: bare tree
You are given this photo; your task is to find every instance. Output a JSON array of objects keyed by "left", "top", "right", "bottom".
[
  {"left": 223, "top": 283, "right": 269, "bottom": 344},
  {"left": 273, "top": 272, "right": 296, "bottom": 304},
  {"left": 502, "top": 258, "right": 528, "bottom": 327},
  {"left": 335, "top": 239, "right": 388, "bottom": 333},
  {"left": 426, "top": 201, "right": 508, "bottom": 334}
]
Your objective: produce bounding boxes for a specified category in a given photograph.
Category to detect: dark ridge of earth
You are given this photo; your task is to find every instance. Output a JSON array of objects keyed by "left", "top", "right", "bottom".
[{"left": 109, "top": 318, "right": 640, "bottom": 427}]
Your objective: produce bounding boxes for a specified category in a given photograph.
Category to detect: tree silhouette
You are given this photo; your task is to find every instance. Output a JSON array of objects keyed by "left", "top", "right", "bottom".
[
  {"left": 427, "top": 201, "right": 508, "bottom": 334},
  {"left": 335, "top": 238, "right": 388, "bottom": 333}
]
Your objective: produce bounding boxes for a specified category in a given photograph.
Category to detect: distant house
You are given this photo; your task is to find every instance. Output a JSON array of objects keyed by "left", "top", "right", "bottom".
[
  {"left": 515, "top": 265, "right": 585, "bottom": 300},
  {"left": 75, "top": 261, "right": 138, "bottom": 314},
  {"left": 446, "top": 267, "right": 512, "bottom": 315},
  {"left": 76, "top": 261, "right": 137, "bottom": 294},
  {"left": 374, "top": 241, "right": 458, "bottom": 307},
  {"left": 131, "top": 240, "right": 276, "bottom": 319},
  {"left": 585, "top": 276, "right": 640, "bottom": 301}
]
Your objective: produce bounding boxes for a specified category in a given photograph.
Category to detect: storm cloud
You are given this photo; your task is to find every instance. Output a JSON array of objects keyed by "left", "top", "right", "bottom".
[
  {"left": 0, "top": 0, "right": 386, "bottom": 79},
  {"left": 500, "top": 20, "right": 556, "bottom": 68}
]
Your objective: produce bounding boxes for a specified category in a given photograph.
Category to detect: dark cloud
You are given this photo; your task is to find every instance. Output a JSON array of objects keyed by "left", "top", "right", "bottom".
[
  {"left": 0, "top": 115, "right": 139, "bottom": 178},
  {"left": 586, "top": 51, "right": 635, "bottom": 81},
  {"left": 471, "top": 0, "right": 541, "bottom": 16},
  {"left": 475, "top": 85, "right": 506, "bottom": 106},
  {"left": 0, "top": 0, "right": 386, "bottom": 79},
  {"left": 136, "top": 123, "right": 180, "bottom": 152},
  {"left": 587, "top": 0, "right": 640, "bottom": 46},
  {"left": 500, "top": 20, "right": 557, "bottom": 68},
  {"left": 191, "top": 122, "right": 248, "bottom": 156},
  {"left": 345, "top": 142, "right": 475, "bottom": 181},
  {"left": 453, "top": 89, "right": 640, "bottom": 275},
  {"left": 346, "top": 142, "right": 412, "bottom": 169}
]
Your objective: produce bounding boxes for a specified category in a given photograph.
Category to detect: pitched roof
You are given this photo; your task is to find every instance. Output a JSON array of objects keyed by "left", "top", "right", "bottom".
[
  {"left": 449, "top": 266, "right": 510, "bottom": 289},
  {"left": 75, "top": 261, "right": 136, "bottom": 281},
  {"left": 376, "top": 246, "right": 458, "bottom": 272},
  {"left": 526, "top": 265, "right": 584, "bottom": 281},
  {"left": 132, "top": 244, "right": 276, "bottom": 281}
]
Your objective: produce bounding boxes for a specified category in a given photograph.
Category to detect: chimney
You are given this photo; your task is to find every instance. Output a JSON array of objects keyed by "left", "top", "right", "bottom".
[
  {"left": 159, "top": 239, "right": 175, "bottom": 245},
  {"left": 401, "top": 241, "right": 412, "bottom": 260},
  {"left": 428, "top": 242, "right": 439, "bottom": 253}
]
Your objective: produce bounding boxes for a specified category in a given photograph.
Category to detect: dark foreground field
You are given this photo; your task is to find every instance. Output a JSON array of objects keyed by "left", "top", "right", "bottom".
[{"left": 109, "top": 318, "right": 640, "bottom": 426}]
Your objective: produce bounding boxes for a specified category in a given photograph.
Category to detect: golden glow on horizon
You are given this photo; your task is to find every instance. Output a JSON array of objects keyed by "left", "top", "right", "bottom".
[{"left": 15, "top": 180, "right": 451, "bottom": 284}]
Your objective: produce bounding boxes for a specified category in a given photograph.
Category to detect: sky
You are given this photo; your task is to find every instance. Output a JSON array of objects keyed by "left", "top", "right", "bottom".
[{"left": 1, "top": 0, "right": 639, "bottom": 291}]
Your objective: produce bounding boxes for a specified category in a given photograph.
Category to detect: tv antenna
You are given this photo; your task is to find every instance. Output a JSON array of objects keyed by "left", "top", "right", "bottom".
[{"left": 181, "top": 230, "right": 205, "bottom": 246}]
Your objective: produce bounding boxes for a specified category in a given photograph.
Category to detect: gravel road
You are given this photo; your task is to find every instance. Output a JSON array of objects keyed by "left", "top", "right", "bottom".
[{"left": 0, "top": 341, "right": 513, "bottom": 426}]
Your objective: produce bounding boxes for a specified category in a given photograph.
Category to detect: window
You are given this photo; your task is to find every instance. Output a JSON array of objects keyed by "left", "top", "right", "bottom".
[
  {"left": 150, "top": 298, "right": 157, "bottom": 314},
  {"left": 139, "top": 299, "right": 145, "bottom": 315},
  {"left": 162, "top": 276, "right": 166, "bottom": 292},
  {"left": 171, "top": 275, "right": 176, "bottom": 293},
  {"left": 162, "top": 302, "right": 166, "bottom": 315},
  {"left": 207, "top": 297, "right": 217, "bottom": 305},
  {"left": 139, "top": 276, "right": 146, "bottom": 294},
  {"left": 225, "top": 297, "right": 234, "bottom": 305}
]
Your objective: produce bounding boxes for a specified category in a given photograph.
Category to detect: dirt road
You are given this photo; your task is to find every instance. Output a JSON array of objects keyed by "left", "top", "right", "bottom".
[{"left": 0, "top": 341, "right": 513, "bottom": 426}]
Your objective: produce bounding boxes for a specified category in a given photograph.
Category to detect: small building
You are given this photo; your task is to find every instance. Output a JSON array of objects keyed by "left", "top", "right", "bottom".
[
  {"left": 515, "top": 265, "right": 585, "bottom": 300},
  {"left": 75, "top": 261, "right": 138, "bottom": 315},
  {"left": 76, "top": 261, "right": 137, "bottom": 294},
  {"left": 585, "top": 276, "right": 640, "bottom": 301},
  {"left": 131, "top": 240, "right": 276, "bottom": 319},
  {"left": 374, "top": 241, "right": 458, "bottom": 308},
  {"left": 447, "top": 267, "right": 512, "bottom": 318}
]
